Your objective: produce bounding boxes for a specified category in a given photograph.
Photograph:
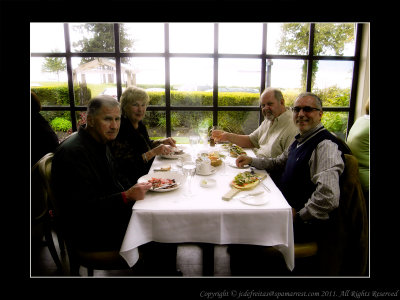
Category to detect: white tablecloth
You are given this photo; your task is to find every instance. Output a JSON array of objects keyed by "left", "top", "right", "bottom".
[{"left": 120, "top": 144, "right": 294, "bottom": 271}]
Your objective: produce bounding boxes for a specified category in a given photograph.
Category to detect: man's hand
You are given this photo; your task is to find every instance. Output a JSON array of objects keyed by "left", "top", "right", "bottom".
[
  {"left": 236, "top": 155, "right": 252, "bottom": 168},
  {"left": 211, "top": 130, "right": 229, "bottom": 143},
  {"left": 125, "top": 182, "right": 152, "bottom": 201}
]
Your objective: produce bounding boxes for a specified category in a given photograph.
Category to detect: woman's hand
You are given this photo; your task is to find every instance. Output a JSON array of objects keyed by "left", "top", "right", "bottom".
[
  {"left": 160, "top": 137, "right": 176, "bottom": 148},
  {"left": 152, "top": 144, "right": 174, "bottom": 156}
]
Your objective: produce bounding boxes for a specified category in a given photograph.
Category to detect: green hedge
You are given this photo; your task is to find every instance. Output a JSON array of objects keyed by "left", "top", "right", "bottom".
[
  {"left": 32, "top": 85, "right": 350, "bottom": 136},
  {"left": 144, "top": 91, "right": 259, "bottom": 134},
  {"left": 31, "top": 85, "right": 92, "bottom": 107}
]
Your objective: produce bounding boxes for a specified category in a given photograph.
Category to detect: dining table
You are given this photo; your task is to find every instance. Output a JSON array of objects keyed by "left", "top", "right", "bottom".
[{"left": 119, "top": 143, "right": 294, "bottom": 275}]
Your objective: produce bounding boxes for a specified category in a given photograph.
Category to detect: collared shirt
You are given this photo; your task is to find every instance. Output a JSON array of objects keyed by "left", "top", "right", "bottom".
[
  {"left": 251, "top": 123, "right": 345, "bottom": 220},
  {"left": 249, "top": 109, "right": 298, "bottom": 158}
]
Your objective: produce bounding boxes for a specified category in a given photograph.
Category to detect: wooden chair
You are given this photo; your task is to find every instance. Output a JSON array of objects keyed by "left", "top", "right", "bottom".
[
  {"left": 32, "top": 153, "right": 64, "bottom": 272},
  {"left": 292, "top": 154, "right": 368, "bottom": 276},
  {"left": 41, "top": 153, "right": 135, "bottom": 276}
]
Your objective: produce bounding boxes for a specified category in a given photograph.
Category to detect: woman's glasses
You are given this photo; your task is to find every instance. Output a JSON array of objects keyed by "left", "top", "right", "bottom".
[{"left": 291, "top": 106, "right": 321, "bottom": 113}]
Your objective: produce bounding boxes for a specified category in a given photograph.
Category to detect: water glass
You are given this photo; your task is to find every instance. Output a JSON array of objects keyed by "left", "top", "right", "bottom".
[{"left": 182, "top": 161, "right": 196, "bottom": 197}]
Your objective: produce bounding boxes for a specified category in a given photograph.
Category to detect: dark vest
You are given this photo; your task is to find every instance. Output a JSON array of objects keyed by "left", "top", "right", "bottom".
[{"left": 279, "top": 127, "right": 348, "bottom": 212}]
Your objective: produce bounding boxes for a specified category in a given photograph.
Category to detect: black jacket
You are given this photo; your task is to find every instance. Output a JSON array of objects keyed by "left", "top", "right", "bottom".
[
  {"left": 51, "top": 126, "right": 133, "bottom": 251},
  {"left": 110, "top": 117, "right": 155, "bottom": 187}
]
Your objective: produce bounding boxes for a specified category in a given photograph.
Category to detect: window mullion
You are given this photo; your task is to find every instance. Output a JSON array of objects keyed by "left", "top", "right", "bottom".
[
  {"left": 64, "top": 23, "right": 77, "bottom": 132},
  {"left": 306, "top": 23, "right": 315, "bottom": 92},
  {"left": 164, "top": 23, "right": 171, "bottom": 137}
]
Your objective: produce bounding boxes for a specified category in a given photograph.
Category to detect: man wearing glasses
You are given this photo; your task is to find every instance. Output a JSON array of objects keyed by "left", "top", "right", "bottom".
[
  {"left": 237, "top": 92, "right": 348, "bottom": 241},
  {"left": 231, "top": 92, "right": 349, "bottom": 275}
]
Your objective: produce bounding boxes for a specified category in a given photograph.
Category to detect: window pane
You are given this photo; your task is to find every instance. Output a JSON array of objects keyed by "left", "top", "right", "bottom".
[
  {"left": 218, "top": 58, "right": 261, "bottom": 91},
  {"left": 218, "top": 111, "right": 260, "bottom": 135},
  {"left": 322, "top": 111, "right": 349, "bottom": 139},
  {"left": 30, "top": 23, "right": 65, "bottom": 53},
  {"left": 314, "top": 23, "right": 356, "bottom": 56},
  {"left": 31, "top": 56, "right": 70, "bottom": 106},
  {"left": 312, "top": 60, "right": 353, "bottom": 92},
  {"left": 31, "top": 57, "right": 68, "bottom": 86},
  {"left": 169, "top": 23, "right": 214, "bottom": 53},
  {"left": 122, "top": 23, "right": 164, "bottom": 53},
  {"left": 170, "top": 58, "right": 213, "bottom": 105},
  {"left": 71, "top": 57, "right": 119, "bottom": 101},
  {"left": 269, "top": 59, "right": 305, "bottom": 91},
  {"left": 274, "top": 23, "right": 310, "bottom": 55},
  {"left": 124, "top": 57, "right": 166, "bottom": 105},
  {"left": 70, "top": 23, "right": 115, "bottom": 53},
  {"left": 219, "top": 23, "right": 263, "bottom": 54},
  {"left": 143, "top": 111, "right": 166, "bottom": 139},
  {"left": 218, "top": 58, "right": 260, "bottom": 106},
  {"left": 169, "top": 111, "right": 213, "bottom": 141}
]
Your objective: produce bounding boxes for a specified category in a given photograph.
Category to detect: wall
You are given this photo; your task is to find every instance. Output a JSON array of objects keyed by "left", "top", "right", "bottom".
[{"left": 355, "top": 23, "right": 370, "bottom": 119}]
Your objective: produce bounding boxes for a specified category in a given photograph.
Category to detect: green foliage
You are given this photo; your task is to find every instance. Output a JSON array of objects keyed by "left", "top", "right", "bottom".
[
  {"left": 144, "top": 91, "right": 258, "bottom": 134},
  {"left": 72, "top": 23, "right": 133, "bottom": 64},
  {"left": 31, "top": 85, "right": 92, "bottom": 107},
  {"left": 278, "top": 23, "right": 355, "bottom": 89},
  {"left": 314, "top": 86, "right": 350, "bottom": 107},
  {"left": 41, "top": 54, "right": 66, "bottom": 81},
  {"left": 50, "top": 117, "right": 72, "bottom": 132}
]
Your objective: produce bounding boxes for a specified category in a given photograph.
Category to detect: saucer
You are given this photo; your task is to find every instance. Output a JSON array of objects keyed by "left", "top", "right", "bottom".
[
  {"left": 240, "top": 197, "right": 269, "bottom": 206},
  {"left": 200, "top": 178, "right": 216, "bottom": 188},
  {"left": 196, "top": 167, "right": 217, "bottom": 176}
]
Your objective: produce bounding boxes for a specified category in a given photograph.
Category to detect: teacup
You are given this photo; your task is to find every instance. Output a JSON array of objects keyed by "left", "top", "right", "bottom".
[{"left": 196, "top": 158, "right": 212, "bottom": 175}]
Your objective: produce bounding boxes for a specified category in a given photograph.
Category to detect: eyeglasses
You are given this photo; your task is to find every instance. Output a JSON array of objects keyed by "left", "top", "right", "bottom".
[{"left": 291, "top": 106, "right": 321, "bottom": 113}]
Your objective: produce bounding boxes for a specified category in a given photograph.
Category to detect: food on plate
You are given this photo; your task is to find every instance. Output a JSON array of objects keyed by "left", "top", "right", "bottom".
[
  {"left": 231, "top": 171, "right": 260, "bottom": 189},
  {"left": 172, "top": 147, "right": 184, "bottom": 155},
  {"left": 198, "top": 151, "right": 225, "bottom": 167},
  {"left": 160, "top": 165, "right": 171, "bottom": 171},
  {"left": 208, "top": 151, "right": 223, "bottom": 166},
  {"left": 223, "top": 143, "right": 246, "bottom": 157},
  {"left": 147, "top": 177, "right": 177, "bottom": 190}
]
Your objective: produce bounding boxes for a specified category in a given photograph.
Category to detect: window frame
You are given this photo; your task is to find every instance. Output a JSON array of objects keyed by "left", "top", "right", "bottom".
[{"left": 31, "top": 22, "right": 364, "bottom": 137}]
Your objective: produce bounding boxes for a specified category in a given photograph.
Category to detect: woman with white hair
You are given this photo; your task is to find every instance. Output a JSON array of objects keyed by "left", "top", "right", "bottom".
[{"left": 110, "top": 86, "right": 177, "bottom": 186}]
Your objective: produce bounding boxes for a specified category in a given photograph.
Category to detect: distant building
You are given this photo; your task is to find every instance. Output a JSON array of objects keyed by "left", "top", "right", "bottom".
[{"left": 72, "top": 58, "right": 135, "bottom": 85}]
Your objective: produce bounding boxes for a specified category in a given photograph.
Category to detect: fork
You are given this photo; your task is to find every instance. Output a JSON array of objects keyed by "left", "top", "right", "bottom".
[{"left": 250, "top": 167, "right": 271, "bottom": 193}]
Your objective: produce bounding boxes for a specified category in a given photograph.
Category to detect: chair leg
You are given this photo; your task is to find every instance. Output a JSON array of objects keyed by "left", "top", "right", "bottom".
[{"left": 43, "top": 220, "right": 63, "bottom": 271}]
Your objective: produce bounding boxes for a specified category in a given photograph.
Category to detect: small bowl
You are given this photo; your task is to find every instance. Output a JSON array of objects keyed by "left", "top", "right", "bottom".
[{"left": 200, "top": 178, "right": 216, "bottom": 188}]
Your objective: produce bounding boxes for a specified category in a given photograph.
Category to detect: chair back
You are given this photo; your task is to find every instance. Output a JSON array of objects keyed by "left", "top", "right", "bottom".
[
  {"left": 37, "top": 153, "right": 58, "bottom": 213},
  {"left": 31, "top": 160, "right": 49, "bottom": 223},
  {"left": 316, "top": 154, "right": 368, "bottom": 276},
  {"left": 339, "top": 154, "right": 368, "bottom": 275}
]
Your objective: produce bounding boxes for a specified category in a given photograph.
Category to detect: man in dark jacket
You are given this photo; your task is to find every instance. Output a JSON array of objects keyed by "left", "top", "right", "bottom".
[{"left": 51, "top": 95, "right": 179, "bottom": 275}]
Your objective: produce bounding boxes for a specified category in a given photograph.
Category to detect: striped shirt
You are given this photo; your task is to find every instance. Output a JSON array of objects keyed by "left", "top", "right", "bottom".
[{"left": 251, "top": 123, "right": 345, "bottom": 220}]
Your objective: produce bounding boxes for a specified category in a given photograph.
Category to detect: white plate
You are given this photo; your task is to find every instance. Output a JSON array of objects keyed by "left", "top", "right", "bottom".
[
  {"left": 196, "top": 167, "right": 217, "bottom": 176},
  {"left": 228, "top": 161, "right": 250, "bottom": 169},
  {"left": 239, "top": 196, "right": 269, "bottom": 206},
  {"left": 161, "top": 147, "right": 186, "bottom": 159},
  {"left": 200, "top": 178, "right": 216, "bottom": 188},
  {"left": 138, "top": 171, "right": 184, "bottom": 192}
]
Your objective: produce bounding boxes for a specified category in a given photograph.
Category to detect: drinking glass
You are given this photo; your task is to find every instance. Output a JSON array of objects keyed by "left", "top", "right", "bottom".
[
  {"left": 198, "top": 127, "right": 208, "bottom": 146},
  {"left": 219, "top": 153, "right": 228, "bottom": 176},
  {"left": 182, "top": 161, "right": 196, "bottom": 197}
]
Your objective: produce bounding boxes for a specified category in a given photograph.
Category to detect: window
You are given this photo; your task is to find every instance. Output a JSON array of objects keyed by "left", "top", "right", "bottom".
[{"left": 31, "top": 22, "right": 364, "bottom": 142}]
